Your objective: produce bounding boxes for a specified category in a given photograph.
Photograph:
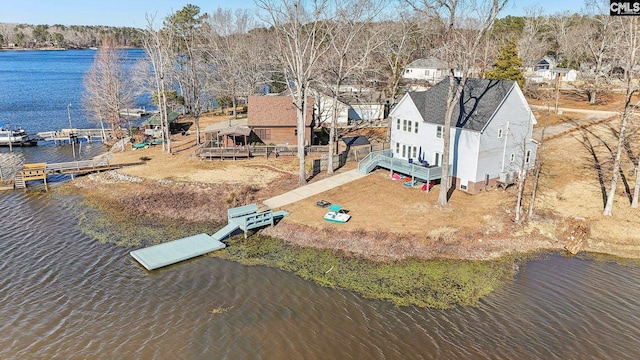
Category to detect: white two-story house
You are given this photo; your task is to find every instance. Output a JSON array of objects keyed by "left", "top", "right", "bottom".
[{"left": 389, "top": 78, "right": 538, "bottom": 194}]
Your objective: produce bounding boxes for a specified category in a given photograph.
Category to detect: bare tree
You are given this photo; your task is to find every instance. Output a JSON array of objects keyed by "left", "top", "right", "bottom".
[
  {"left": 370, "top": 16, "right": 421, "bottom": 104},
  {"left": 83, "top": 37, "right": 135, "bottom": 142},
  {"left": 579, "top": 0, "right": 617, "bottom": 104},
  {"left": 318, "top": 0, "right": 383, "bottom": 174},
  {"left": 165, "top": 5, "right": 209, "bottom": 145},
  {"left": 517, "top": 5, "right": 547, "bottom": 70},
  {"left": 604, "top": 17, "right": 640, "bottom": 216},
  {"left": 256, "top": 0, "right": 333, "bottom": 185},
  {"left": 206, "top": 8, "right": 269, "bottom": 119},
  {"left": 141, "top": 15, "right": 175, "bottom": 153},
  {"left": 527, "top": 127, "right": 545, "bottom": 218},
  {"left": 405, "top": 0, "right": 507, "bottom": 206}
]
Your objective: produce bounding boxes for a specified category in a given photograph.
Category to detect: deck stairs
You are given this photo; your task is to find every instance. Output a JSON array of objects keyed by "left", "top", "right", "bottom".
[{"left": 13, "top": 173, "right": 25, "bottom": 189}]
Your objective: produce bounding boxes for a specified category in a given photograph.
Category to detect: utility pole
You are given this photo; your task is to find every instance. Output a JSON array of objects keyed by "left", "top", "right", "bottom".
[{"left": 67, "top": 103, "right": 76, "bottom": 160}]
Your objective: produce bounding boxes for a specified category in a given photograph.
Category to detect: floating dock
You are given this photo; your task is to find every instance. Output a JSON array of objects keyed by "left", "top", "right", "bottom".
[
  {"left": 130, "top": 233, "right": 228, "bottom": 271},
  {"left": 130, "top": 204, "right": 288, "bottom": 270}
]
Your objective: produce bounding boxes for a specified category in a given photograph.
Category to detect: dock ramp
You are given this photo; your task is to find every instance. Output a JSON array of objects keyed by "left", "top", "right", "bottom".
[{"left": 130, "top": 204, "right": 288, "bottom": 270}]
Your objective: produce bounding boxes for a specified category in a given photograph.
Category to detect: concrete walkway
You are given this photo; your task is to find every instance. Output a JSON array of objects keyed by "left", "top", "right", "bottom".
[
  {"left": 531, "top": 105, "right": 617, "bottom": 140},
  {"left": 263, "top": 169, "right": 367, "bottom": 209}
]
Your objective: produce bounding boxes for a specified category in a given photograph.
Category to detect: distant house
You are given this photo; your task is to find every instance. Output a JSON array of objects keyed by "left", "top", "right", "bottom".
[
  {"left": 312, "top": 87, "right": 386, "bottom": 126},
  {"left": 535, "top": 55, "right": 557, "bottom": 71},
  {"left": 529, "top": 56, "right": 578, "bottom": 82},
  {"left": 403, "top": 57, "right": 449, "bottom": 84},
  {"left": 389, "top": 78, "right": 538, "bottom": 194},
  {"left": 246, "top": 95, "right": 315, "bottom": 145}
]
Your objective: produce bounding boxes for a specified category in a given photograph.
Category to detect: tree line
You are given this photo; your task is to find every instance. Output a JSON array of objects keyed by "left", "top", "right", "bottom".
[{"left": 0, "top": 23, "right": 143, "bottom": 48}]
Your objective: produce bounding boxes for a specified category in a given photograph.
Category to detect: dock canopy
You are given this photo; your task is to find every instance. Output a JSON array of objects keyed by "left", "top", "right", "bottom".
[{"left": 142, "top": 111, "right": 179, "bottom": 127}]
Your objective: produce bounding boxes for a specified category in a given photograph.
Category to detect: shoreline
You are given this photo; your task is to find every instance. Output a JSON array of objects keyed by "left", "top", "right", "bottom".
[{"left": 57, "top": 166, "right": 640, "bottom": 308}]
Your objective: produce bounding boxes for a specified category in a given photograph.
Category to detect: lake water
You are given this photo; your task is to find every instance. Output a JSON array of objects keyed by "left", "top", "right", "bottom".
[{"left": 1, "top": 50, "right": 640, "bottom": 359}]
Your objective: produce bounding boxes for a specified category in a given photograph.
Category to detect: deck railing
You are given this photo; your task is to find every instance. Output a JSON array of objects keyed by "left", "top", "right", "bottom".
[{"left": 358, "top": 149, "right": 443, "bottom": 181}]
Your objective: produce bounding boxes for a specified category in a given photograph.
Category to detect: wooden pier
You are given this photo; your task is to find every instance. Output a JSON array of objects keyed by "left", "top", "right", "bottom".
[
  {"left": 36, "top": 128, "right": 113, "bottom": 144},
  {"left": 13, "top": 159, "right": 144, "bottom": 190}
]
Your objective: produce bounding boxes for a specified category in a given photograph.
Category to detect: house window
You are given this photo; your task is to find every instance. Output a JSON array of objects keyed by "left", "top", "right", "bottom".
[
  {"left": 498, "top": 129, "right": 503, "bottom": 138},
  {"left": 255, "top": 128, "right": 271, "bottom": 141},
  {"left": 526, "top": 150, "right": 531, "bottom": 164},
  {"left": 407, "top": 121, "right": 412, "bottom": 133},
  {"left": 396, "top": 118, "right": 400, "bottom": 130},
  {"left": 414, "top": 121, "right": 419, "bottom": 134},
  {"left": 510, "top": 153, "right": 515, "bottom": 163},
  {"left": 403, "top": 119, "right": 407, "bottom": 132},
  {"left": 436, "top": 125, "right": 443, "bottom": 139},
  {"left": 412, "top": 146, "right": 417, "bottom": 159},
  {"left": 396, "top": 142, "right": 400, "bottom": 154},
  {"left": 402, "top": 144, "right": 407, "bottom": 158},
  {"left": 434, "top": 152, "right": 441, "bottom": 166}
]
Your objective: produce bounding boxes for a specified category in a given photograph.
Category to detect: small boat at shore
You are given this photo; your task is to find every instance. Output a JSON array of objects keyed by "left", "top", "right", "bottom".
[
  {"left": 324, "top": 204, "right": 351, "bottom": 223},
  {"left": 0, "top": 123, "right": 39, "bottom": 147}
]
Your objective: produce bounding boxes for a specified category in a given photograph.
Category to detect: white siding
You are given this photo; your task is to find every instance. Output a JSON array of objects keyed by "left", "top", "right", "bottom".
[
  {"left": 350, "top": 104, "right": 384, "bottom": 122},
  {"left": 314, "top": 94, "right": 349, "bottom": 125},
  {"left": 476, "top": 85, "right": 537, "bottom": 182},
  {"left": 450, "top": 128, "right": 480, "bottom": 183},
  {"left": 390, "top": 94, "right": 425, "bottom": 160}
]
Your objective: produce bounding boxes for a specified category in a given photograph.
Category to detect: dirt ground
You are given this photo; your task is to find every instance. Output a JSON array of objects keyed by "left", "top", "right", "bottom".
[{"left": 86, "top": 96, "right": 640, "bottom": 261}]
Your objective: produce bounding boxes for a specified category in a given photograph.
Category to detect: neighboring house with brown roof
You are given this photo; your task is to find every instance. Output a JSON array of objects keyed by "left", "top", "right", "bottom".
[{"left": 247, "top": 95, "right": 315, "bottom": 145}]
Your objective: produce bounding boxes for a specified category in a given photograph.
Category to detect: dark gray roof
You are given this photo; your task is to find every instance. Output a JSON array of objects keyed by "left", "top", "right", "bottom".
[
  {"left": 341, "top": 136, "right": 370, "bottom": 146},
  {"left": 408, "top": 78, "right": 515, "bottom": 132}
]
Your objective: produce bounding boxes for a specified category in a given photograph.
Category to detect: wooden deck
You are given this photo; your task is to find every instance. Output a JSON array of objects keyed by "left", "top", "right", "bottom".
[
  {"left": 13, "top": 160, "right": 145, "bottom": 190},
  {"left": 197, "top": 145, "right": 301, "bottom": 160},
  {"left": 358, "top": 150, "right": 444, "bottom": 183}
]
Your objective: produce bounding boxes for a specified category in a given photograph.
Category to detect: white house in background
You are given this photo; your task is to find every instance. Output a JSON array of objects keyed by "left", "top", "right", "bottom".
[
  {"left": 403, "top": 57, "right": 449, "bottom": 84},
  {"left": 389, "top": 78, "right": 538, "bottom": 194},
  {"left": 529, "top": 55, "right": 578, "bottom": 82},
  {"left": 312, "top": 88, "right": 386, "bottom": 126},
  {"left": 313, "top": 90, "right": 351, "bottom": 125}
]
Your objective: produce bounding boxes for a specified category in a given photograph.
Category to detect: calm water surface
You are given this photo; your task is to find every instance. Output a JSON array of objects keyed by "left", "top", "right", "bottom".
[{"left": 1, "top": 49, "right": 640, "bottom": 360}]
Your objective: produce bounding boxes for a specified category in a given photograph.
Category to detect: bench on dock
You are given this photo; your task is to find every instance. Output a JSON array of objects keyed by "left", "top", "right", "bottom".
[{"left": 20, "top": 163, "right": 47, "bottom": 181}]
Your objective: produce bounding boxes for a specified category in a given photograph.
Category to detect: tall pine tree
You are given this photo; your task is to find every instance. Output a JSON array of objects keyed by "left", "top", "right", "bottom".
[{"left": 486, "top": 37, "right": 525, "bottom": 89}]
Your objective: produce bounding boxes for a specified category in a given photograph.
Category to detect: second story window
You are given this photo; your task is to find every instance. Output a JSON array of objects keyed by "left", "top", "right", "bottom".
[{"left": 436, "top": 125, "right": 443, "bottom": 139}]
